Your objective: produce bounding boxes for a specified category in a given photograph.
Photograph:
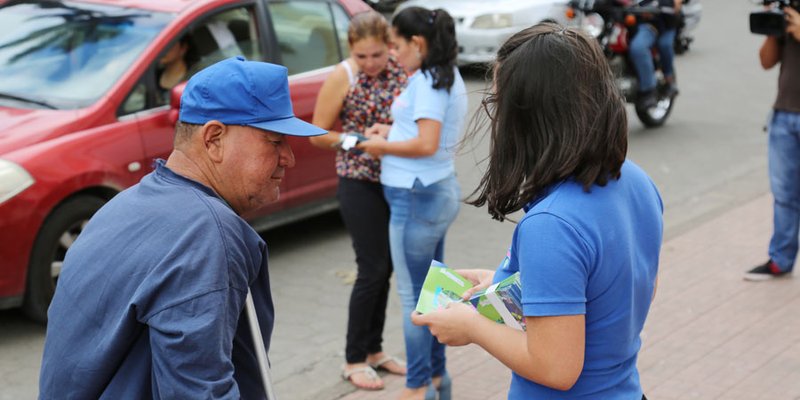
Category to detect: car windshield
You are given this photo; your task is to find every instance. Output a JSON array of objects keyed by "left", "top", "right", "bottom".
[{"left": 0, "top": 1, "right": 172, "bottom": 109}]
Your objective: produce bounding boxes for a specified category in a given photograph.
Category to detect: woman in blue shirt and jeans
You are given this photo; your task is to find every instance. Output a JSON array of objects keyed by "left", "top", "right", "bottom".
[
  {"left": 412, "top": 23, "right": 662, "bottom": 399},
  {"left": 360, "top": 6, "right": 467, "bottom": 400}
]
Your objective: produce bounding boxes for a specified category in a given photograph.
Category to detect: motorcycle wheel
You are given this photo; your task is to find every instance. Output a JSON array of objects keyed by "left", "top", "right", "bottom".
[
  {"left": 22, "top": 195, "right": 105, "bottom": 323},
  {"left": 635, "top": 93, "right": 675, "bottom": 128}
]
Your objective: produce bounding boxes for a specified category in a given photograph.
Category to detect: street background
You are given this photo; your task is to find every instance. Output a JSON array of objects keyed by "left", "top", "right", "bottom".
[{"left": 2, "top": 0, "right": 796, "bottom": 399}]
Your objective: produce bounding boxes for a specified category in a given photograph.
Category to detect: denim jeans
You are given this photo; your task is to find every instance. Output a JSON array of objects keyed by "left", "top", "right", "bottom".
[
  {"left": 383, "top": 176, "right": 460, "bottom": 389},
  {"left": 629, "top": 24, "right": 676, "bottom": 92},
  {"left": 768, "top": 110, "right": 800, "bottom": 272}
]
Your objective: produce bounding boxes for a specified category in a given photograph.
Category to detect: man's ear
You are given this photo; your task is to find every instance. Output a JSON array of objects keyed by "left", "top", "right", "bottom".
[{"left": 201, "top": 120, "right": 226, "bottom": 163}]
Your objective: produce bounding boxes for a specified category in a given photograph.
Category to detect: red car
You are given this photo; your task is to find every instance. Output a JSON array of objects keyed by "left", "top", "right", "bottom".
[{"left": 0, "top": 0, "right": 370, "bottom": 322}]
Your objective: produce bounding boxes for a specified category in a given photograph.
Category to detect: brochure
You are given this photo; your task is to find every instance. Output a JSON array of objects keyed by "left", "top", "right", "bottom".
[
  {"left": 415, "top": 261, "right": 526, "bottom": 331},
  {"left": 469, "top": 272, "right": 525, "bottom": 331},
  {"left": 415, "top": 260, "right": 473, "bottom": 314}
]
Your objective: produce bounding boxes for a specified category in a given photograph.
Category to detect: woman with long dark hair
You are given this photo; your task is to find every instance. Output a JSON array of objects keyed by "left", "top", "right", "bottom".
[
  {"left": 359, "top": 6, "right": 467, "bottom": 400},
  {"left": 412, "top": 23, "right": 663, "bottom": 399}
]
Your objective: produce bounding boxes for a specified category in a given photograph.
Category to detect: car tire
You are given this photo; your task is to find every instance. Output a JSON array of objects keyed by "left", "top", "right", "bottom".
[{"left": 22, "top": 195, "right": 105, "bottom": 324}]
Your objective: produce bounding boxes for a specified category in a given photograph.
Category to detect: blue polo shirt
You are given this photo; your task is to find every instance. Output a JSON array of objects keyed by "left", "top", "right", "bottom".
[
  {"left": 39, "top": 161, "right": 273, "bottom": 400},
  {"left": 494, "top": 160, "right": 663, "bottom": 399},
  {"left": 381, "top": 67, "right": 468, "bottom": 188}
]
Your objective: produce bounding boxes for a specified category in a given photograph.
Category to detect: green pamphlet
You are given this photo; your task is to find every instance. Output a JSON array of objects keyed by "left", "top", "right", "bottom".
[
  {"left": 415, "top": 260, "right": 473, "bottom": 315},
  {"left": 415, "top": 260, "right": 526, "bottom": 331}
]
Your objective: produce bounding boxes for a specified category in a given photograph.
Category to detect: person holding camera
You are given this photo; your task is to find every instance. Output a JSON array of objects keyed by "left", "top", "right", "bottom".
[
  {"left": 745, "top": 5, "right": 800, "bottom": 281},
  {"left": 629, "top": 0, "right": 682, "bottom": 110}
]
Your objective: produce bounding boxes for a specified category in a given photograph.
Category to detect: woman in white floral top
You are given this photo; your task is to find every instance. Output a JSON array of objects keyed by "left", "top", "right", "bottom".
[{"left": 310, "top": 10, "right": 407, "bottom": 392}]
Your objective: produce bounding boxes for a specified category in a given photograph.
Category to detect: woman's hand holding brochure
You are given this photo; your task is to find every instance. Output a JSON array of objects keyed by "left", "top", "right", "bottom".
[
  {"left": 411, "top": 302, "right": 483, "bottom": 346},
  {"left": 456, "top": 269, "right": 496, "bottom": 300},
  {"left": 414, "top": 261, "right": 525, "bottom": 331}
]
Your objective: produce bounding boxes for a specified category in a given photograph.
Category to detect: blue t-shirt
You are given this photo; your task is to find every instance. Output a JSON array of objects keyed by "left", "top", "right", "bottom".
[
  {"left": 39, "top": 161, "right": 273, "bottom": 400},
  {"left": 493, "top": 160, "right": 663, "bottom": 399},
  {"left": 381, "top": 67, "right": 468, "bottom": 188}
]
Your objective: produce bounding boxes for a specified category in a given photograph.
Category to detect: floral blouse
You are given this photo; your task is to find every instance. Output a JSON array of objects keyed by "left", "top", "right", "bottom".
[{"left": 336, "top": 56, "right": 407, "bottom": 182}]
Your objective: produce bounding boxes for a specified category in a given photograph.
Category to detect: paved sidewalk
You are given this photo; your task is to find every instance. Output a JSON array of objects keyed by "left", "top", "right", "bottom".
[{"left": 335, "top": 193, "right": 800, "bottom": 399}]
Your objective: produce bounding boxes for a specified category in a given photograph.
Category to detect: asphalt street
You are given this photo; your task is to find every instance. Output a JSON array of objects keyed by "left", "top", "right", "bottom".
[{"left": 0, "top": 0, "right": 780, "bottom": 398}]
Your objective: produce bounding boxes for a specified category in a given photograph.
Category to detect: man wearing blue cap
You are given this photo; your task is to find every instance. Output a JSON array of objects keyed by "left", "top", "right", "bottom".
[{"left": 39, "top": 57, "right": 326, "bottom": 399}]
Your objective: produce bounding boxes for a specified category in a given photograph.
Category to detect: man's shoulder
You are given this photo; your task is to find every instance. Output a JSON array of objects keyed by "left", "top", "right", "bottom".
[
  {"left": 142, "top": 169, "right": 238, "bottom": 218},
  {"left": 104, "top": 171, "right": 250, "bottom": 242}
]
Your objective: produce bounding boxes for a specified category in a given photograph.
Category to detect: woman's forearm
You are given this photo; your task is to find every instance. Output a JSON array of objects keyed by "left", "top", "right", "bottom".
[
  {"left": 379, "top": 118, "right": 442, "bottom": 157},
  {"left": 309, "top": 130, "right": 343, "bottom": 149},
  {"left": 470, "top": 315, "right": 585, "bottom": 391}
]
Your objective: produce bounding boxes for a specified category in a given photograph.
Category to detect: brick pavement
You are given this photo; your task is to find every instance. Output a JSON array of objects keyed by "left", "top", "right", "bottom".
[{"left": 333, "top": 193, "right": 800, "bottom": 399}]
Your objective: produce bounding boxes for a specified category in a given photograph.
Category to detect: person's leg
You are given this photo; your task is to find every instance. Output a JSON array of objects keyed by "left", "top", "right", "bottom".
[
  {"left": 629, "top": 24, "right": 658, "bottom": 93},
  {"left": 425, "top": 234, "right": 450, "bottom": 400},
  {"left": 428, "top": 236, "right": 447, "bottom": 379},
  {"left": 656, "top": 28, "right": 677, "bottom": 80},
  {"left": 385, "top": 177, "right": 460, "bottom": 392},
  {"left": 424, "top": 178, "right": 459, "bottom": 400},
  {"left": 768, "top": 111, "right": 800, "bottom": 272},
  {"left": 384, "top": 184, "right": 430, "bottom": 393},
  {"left": 427, "top": 178, "right": 460, "bottom": 385},
  {"left": 339, "top": 178, "right": 393, "bottom": 389},
  {"left": 657, "top": 28, "right": 678, "bottom": 97},
  {"left": 355, "top": 182, "right": 403, "bottom": 374},
  {"left": 406, "top": 177, "right": 460, "bottom": 389}
]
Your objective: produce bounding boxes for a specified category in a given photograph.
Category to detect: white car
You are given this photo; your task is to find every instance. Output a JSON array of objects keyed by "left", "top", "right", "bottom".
[{"left": 397, "top": 0, "right": 570, "bottom": 65}]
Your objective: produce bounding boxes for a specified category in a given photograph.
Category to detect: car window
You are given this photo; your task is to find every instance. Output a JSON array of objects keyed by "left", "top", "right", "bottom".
[
  {"left": 331, "top": 3, "right": 350, "bottom": 59},
  {"left": 119, "top": 5, "right": 261, "bottom": 115},
  {"left": 120, "top": 81, "right": 147, "bottom": 116},
  {"left": 269, "top": 1, "right": 342, "bottom": 75},
  {"left": 0, "top": 1, "right": 171, "bottom": 110},
  {"left": 187, "top": 6, "right": 262, "bottom": 75}
]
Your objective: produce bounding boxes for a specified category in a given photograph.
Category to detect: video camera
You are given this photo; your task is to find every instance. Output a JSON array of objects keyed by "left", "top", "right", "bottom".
[{"left": 750, "top": 0, "right": 800, "bottom": 36}]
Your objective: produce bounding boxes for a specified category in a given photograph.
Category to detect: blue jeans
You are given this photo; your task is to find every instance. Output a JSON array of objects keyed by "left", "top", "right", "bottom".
[
  {"left": 768, "top": 110, "right": 800, "bottom": 272},
  {"left": 629, "top": 24, "right": 676, "bottom": 92},
  {"left": 383, "top": 176, "right": 460, "bottom": 389}
]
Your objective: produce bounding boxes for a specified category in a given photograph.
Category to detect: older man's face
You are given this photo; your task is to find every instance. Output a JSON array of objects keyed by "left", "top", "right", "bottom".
[{"left": 222, "top": 125, "right": 295, "bottom": 215}]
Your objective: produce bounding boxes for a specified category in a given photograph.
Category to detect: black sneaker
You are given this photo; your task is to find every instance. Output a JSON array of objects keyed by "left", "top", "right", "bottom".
[
  {"left": 665, "top": 83, "right": 679, "bottom": 98},
  {"left": 636, "top": 90, "right": 657, "bottom": 110},
  {"left": 743, "top": 259, "right": 790, "bottom": 281}
]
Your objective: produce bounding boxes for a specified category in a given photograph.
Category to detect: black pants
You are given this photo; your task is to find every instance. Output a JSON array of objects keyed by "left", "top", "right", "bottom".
[{"left": 338, "top": 177, "right": 393, "bottom": 363}]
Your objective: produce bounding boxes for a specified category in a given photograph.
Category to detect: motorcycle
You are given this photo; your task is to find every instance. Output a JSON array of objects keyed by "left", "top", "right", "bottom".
[{"left": 566, "top": 0, "right": 701, "bottom": 127}]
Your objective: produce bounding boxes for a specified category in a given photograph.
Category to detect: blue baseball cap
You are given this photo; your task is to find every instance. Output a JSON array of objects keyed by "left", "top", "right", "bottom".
[{"left": 179, "top": 56, "right": 326, "bottom": 137}]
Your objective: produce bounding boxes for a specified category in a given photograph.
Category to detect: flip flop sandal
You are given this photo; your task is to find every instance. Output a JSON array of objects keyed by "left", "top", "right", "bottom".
[
  {"left": 341, "top": 366, "right": 384, "bottom": 391},
  {"left": 368, "top": 355, "right": 407, "bottom": 376}
]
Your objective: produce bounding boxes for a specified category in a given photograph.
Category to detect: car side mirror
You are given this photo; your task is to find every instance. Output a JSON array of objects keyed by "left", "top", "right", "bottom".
[{"left": 168, "top": 82, "right": 187, "bottom": 125}]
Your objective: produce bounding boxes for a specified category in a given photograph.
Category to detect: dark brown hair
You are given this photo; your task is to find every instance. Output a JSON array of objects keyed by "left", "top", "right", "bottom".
[
  {"left": 392, "top": 6, "right": 457, "bottom": 91},
  {"left": 348, "top": 10, "right": 390, "bottom": 45},
  {"left": 467, "top": 23, "right": 628, "bottom": 221}
]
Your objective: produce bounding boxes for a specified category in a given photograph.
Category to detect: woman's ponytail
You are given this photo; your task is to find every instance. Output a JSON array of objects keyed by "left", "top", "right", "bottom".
[{"left": 423, "top": 9, "right": 457, "bottom": 91}]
